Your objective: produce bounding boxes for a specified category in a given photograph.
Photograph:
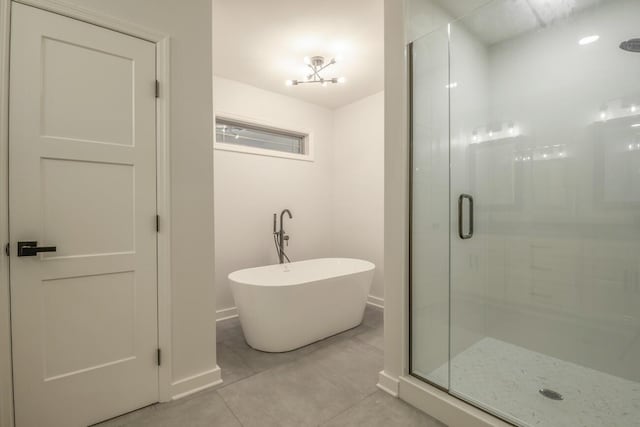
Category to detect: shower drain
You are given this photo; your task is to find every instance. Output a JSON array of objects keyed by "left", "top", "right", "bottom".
[{"left": 539, "top": 388, "right": 563, "bottom": 401}]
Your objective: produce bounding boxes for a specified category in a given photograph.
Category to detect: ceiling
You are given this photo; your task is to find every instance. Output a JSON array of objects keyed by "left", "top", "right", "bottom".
[
  {"left": 435, "top": 0, "right": 607, "bottom": 46},
  {"left": 213, "top": 0, "right": 384, "bottom": 109}
]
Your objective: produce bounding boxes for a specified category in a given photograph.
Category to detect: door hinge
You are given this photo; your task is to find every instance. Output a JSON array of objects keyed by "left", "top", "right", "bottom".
[
  {"left": 156, "top": 215, "right": 160, "bottom": 232},
  {"left": 157, "top": 348, "right": 162, "bottom": 366},
  {"left": 4, "top": 243, "right": 9, "bottom": 256},
  {"left": 155, "top": 80, "right": 160, "bottom": 98}
]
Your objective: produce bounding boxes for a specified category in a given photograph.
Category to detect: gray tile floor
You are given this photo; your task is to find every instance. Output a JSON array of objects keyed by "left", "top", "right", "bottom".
[{"left": 98, "top": 306, "right": 444, "bottom": 427}]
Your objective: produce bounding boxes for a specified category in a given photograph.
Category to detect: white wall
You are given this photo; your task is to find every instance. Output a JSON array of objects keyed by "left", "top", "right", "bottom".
[
  {"left": 214, "top": 77, "right": 385, "bottom": 312},
  {"left": 0, "top": 2, "right": 10, "bottom": 425},
  {"left": 332, "top": 92, "right": 385, "bottom": 300},
  {"left": 214, "top": 77, "right": 335, "bottom": 311},
  {"left": 51, "top": 0, "right": 217, "bottom": 392},
  {"left": 379, "top": 0, "right": 409, "bottom": 394}
]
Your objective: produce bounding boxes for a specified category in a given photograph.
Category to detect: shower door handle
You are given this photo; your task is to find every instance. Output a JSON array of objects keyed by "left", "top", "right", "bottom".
[{"left": 458, "top": 194, "right": 474, "bottom": 240}]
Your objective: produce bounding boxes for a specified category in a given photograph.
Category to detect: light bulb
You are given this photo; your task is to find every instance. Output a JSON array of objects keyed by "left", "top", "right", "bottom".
[
  {"left": 234, "top": 134, "right": 239, "bottom": 140},
  {"left": 338, "top": 77, "right": 346, "bottom": 84},
  {"left": 322, "top": 81, "right": 328, "bottom": 87},
  {"left": 285, "top": 80, "right": 293, "bottom": 86},
  {"left": 631, "top": 123, "right": 640, "bottom": 128},
  {"left": 631, "top": 105, "right": 637, "bottom": 113},
  {"left": 303, "top": 56, "right": 311, "bottom": 65}
]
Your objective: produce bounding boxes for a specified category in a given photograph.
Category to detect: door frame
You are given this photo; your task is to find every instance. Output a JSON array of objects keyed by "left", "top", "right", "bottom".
[{"left": 0, "top": 1, "right": 174, "bottom": 425}]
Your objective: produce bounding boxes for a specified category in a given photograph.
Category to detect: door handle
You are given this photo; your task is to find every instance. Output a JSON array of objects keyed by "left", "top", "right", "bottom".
[
  {"left": 458, "top": 194, "right": 474, "bottom": 240},
  {"left": 17, "top": 241, "right": 57, "bottom": 257}
]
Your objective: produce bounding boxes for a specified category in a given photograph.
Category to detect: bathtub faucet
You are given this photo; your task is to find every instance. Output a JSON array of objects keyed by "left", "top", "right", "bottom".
[{"left": 273, "top": 209, "right": 293, "bottom": 264}]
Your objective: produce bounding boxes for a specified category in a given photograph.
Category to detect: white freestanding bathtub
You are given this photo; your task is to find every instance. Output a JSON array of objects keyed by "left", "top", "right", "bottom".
[{"left": 229, "top": 258, "right": 375, "bottom": 352}]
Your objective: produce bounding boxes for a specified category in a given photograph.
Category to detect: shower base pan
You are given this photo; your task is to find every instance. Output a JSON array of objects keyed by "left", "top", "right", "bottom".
[{"left": 427, "top": 338, "right": 640, "bottom": 427}]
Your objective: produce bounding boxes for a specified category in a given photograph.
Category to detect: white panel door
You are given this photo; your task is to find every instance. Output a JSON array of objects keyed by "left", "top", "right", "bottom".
[{"left": 9, "top": 4, "right": 158, "bottom": 426}]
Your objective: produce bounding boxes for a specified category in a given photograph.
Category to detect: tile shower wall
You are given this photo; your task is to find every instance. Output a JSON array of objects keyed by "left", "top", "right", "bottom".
[{"left": 453, "top": 0, "right": 640, "bottom": 382}]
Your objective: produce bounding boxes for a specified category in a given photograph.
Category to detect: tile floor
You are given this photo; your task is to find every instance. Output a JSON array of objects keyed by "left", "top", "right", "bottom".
[{"left": 97, "top": 306, "right": 444, "bottom": 427}]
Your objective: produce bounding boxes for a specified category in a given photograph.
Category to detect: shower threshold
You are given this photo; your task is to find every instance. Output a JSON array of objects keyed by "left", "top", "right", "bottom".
[{"left": 427, "top": 338, "right": 640, "bottom": 427}]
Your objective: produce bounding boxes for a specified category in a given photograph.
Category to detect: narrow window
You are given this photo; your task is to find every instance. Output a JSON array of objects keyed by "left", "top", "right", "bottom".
[{"left": 215, "top": 117, "right": 309, "bottom": 157}]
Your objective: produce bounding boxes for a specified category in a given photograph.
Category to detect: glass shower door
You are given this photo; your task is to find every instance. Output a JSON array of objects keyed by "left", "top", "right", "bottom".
[
  {"left": 410, "top": 24, "right": 450, "bottom": 390},
  {"left": 447, "top": 0, "right": 640, "bottom": 425},
  {"left": 410, "top": 0, "right": 640, "bottom": 425}
]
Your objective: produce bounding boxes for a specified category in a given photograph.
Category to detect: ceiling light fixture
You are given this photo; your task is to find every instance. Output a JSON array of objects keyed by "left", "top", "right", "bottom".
[
  {"left": 286, "top": 56, "right": 345, "bottom": 87},
  {"left": 578, "top": 35, "right": 599, "bottom": 45}
]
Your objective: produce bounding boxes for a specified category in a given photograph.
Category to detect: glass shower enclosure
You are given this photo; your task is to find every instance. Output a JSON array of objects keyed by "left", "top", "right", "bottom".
[{"left": 409, "top": 0, "right": 640, "bottom": 425}]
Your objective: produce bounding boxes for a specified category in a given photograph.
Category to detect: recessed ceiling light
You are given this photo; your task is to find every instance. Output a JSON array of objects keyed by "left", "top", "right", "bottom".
[{"left": 579, "top": 35, "right": 599, "bottom": 45}]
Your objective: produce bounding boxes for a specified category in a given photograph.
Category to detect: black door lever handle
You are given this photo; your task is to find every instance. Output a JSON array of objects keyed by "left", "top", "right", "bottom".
[{"left": 17, "top": 241, "right": 57, "bottom": 257}]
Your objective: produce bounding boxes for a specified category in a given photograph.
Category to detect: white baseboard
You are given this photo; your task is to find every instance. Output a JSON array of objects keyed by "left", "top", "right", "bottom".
[
  {"left": 367, "top": 294, "right": 384, "bottom": 309},
  {"left": 398, "top": 375, "right": 510, "bottom": 427},
  {"left": 216, "top": 295, "right": 384, "bottom": 322},
  {"left": 216, "top": 306, "right": 238, "bottom": 321},
  {"left": 170, "top": 366, "right": 222, "bottom": 400},
  {"left": 377, "top": 370, "right": 399, "bottom": 396}
]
